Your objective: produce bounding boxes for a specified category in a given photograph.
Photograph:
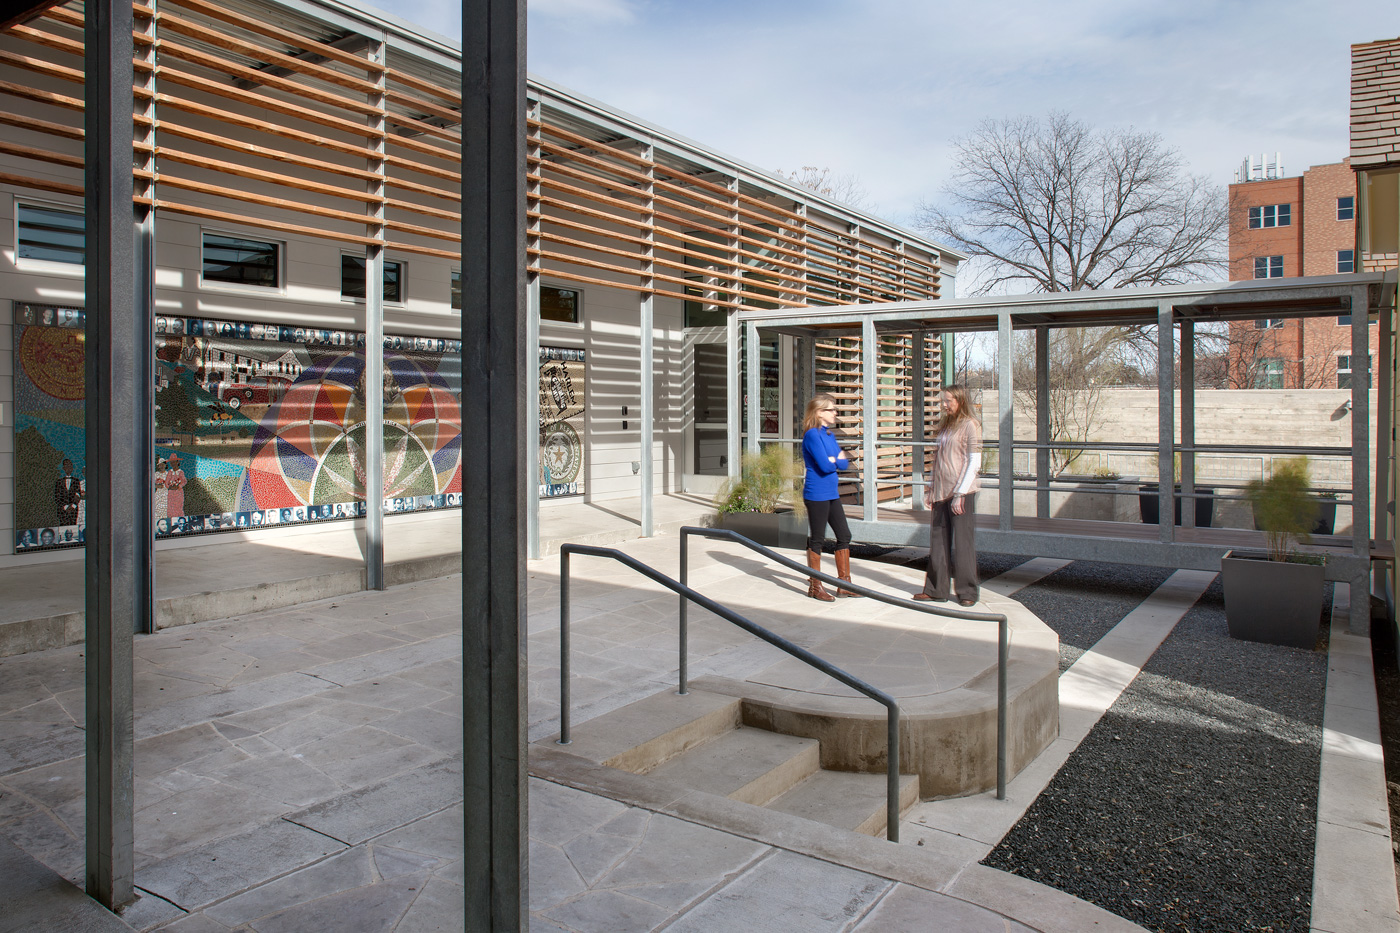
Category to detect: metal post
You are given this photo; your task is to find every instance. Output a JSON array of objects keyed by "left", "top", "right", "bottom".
[
  {"left": 1377, "top": 299, "right": 1393, "bottom": 602},
  {"left": 997, "top": 617, "right": 1008, "bottom": 800},
  {"left": 862, "top": 317, "right": 877, "bottom": 523},
  {"left": 134, "top": 1, "right": 157, "bottom": 637},
  {"left": 365, "top": 36, "right": 387, "bottom": 589},
  {"left": 525, "top": 97, "right": 542, "bottom": 560},
  {"left": 1157, "top": 304, "right": 1175, "bottom": 544},
  {"left": 912, "top": 330, "right": 926, "bottom": 510},
  {"left": 84, "top": 0, "right": 138, "bottom": 909},
  {"left": 997, "top": 313, "right": 1013, "bottom": 531},
  {"left": 1181, "top": 320, "right": 1196, "bottom": 530},
  {"left": 640, "top": 144, "right": 655, "bottom": 537},
  {"left": 745, "top": 320, "right": 760, "bottom": 456},
  {"left": 461, "top": 0, "right": 528, "bottom": 927},
  {"left": 1034, "top": 326, "right": 1049, "bottom": 519},
  {"left": 678, "top": 532, "right": 689, "bottom": 694},
  {"left": 558, "top": 550, "right": 571, "bottom": 743},
  {"left": 797, "top": 334, "right": 816, "bottom": 407},
  {"left": 1352, "top": 286, "right": 1372, "bottom": 635},
  {"left": 726, "top": 311, "right": 740, "bottom": 479}
]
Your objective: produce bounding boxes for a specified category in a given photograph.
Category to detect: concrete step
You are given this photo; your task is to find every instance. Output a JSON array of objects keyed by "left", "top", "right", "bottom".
[
  {"left": 646, "top": 726, "right": 820, "bottom": 806},
  {"left": 765, "top": 769, "right": 921, "bottom": 838},
  {"left": 550, "top": 689, "right": 742, "bottom": 774}
]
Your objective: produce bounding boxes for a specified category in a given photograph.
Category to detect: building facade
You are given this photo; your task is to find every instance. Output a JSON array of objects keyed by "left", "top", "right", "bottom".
[
  {"left": 0, "top": 0, "right": 960, "bottom": 565},
  {"left": 1227, "top": 158, "right": 1374, "bottom": 388}
]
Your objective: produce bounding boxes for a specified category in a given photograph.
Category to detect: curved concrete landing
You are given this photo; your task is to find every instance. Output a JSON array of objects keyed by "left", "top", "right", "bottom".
[{"left": 691, "top": 590, "right": 1060, "bottom": 798}]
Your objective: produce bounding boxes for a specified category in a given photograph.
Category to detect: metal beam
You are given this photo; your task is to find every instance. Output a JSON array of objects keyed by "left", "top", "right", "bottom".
[
  {"left": 84, "top": 0, "right": 138, "bottom": 909},
  {"left": 912, "top": 330, "right": 925, "bottom": 512},
  {"left": 1157, "top": 303, "right": 1174, "bottom": 544},
  {"left": 1352, "top": 285, "right": 1372, "bottom": 635},
  {"left": 997, "top": 313, "right": 1013, "bottom": 531},
  {"left": 364, "top": 35, "right": 387, "bottom": 590},
  {"left": 1180, "top": 320, "right": 1195, "bottom": 530},
  {"left": 862, "top": 317, "right": 877, "bottom": 523},
  {"left": 1034, "top": 326, "right": 1049, "bottom": 519},
  {"left": 1377, "top": 295, "right": 1393, "bottom": 608},
  {"left": 461, "top": 0, "right": 528, "bottom": 928}
]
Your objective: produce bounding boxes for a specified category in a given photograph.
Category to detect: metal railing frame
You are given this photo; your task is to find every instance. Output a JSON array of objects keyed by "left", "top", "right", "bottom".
[
  {"left": 679, "top": 526, "right": 1009, "bottom": 801},
  {"left": 557, "top": 541, "right": 912, "bottom": 840}
]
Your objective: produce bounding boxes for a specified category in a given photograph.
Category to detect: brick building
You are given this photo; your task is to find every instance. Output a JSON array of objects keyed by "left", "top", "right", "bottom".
[{"left": 1226, "top": 159, "right": 1374, "bottom": 388}]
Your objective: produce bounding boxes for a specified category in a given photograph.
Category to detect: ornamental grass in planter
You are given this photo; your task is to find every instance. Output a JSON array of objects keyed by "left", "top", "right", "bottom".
[
  {"left": 712, "top": 446, "right": 805, "bottom": 548},
  {"left": 1222, "top": 457, "right": 1325, "bottom": 649}
]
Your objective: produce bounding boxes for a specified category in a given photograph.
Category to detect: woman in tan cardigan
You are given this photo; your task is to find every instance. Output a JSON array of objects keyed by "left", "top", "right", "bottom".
[{"left": 913, "top": 385, "right": 981, "bottom": 606}]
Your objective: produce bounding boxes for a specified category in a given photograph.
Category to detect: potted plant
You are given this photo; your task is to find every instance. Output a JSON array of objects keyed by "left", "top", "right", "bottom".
[
  {"left": 1251, "top": 487, "right": 1337, "bottom": 536},
  {"left": 1222, "top": 457, "right": 1325, "bottom": 648},
  {"left": 1139, "top": 453, "right": 1216, "bottom": 528},
  {"left": 713, "top": 446, "right": 806, "bottom": 548}
]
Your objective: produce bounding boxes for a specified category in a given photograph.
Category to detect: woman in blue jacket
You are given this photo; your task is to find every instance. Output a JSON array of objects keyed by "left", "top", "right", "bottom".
[{"left": 801, "top": 394, "right": 862, "bottom": 600}]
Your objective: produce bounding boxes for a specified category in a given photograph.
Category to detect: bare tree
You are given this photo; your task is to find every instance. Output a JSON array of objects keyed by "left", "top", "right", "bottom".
[
  {"left": 915, "top": 112, "right": 1227, "bottom": 295},
  {"left": 777, "top": 165, "right": 871, "bottom": 210}
]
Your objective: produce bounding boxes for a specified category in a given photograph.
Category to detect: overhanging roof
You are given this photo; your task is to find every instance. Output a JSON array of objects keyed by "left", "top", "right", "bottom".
[{"left": 738, "top": 271, "right": 1399, "bottom": 337}]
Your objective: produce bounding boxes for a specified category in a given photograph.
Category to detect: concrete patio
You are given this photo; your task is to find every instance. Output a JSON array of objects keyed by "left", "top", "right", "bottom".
[{"left": 0, "top": 522, "right": 1395, "bottom": 932}]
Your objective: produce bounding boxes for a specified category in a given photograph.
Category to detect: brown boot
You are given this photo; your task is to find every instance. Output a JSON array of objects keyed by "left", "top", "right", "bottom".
[
  {"left": 806, "top": 549, "right": 835, "bottom": 601},
  {"left": 834, "top": 548, "right": 864, "bottom": 597}
]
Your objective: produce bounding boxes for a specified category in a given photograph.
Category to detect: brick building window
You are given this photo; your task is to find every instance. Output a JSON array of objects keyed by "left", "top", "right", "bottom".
[
  {"left": 1336, "top": 311, "right": 1376, "bottom": 325},
  {"left": 1254, "top": 358, "right": 1285, "bottom": 389},
  {"left": 1254, "top": 255, "right": 1284, "bottom": 278},
  {"left": 1338, "top": 196, "right": 1355, "bottom": 221},
  {"left": 1254, "top": 318, "right": 1285, "bottom": 329},
  {"left": 1337, "top": 250, "right": 1355, "bottom": 273},
  {"left": 1338, "top": 354, "right": 1372, "bottom": 389},
  {"left": 1248, "top": 204, "right": 1291, "bottom": 228}
]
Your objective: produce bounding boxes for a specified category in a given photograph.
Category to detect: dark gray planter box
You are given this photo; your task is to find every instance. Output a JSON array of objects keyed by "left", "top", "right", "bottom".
[
  {"left": 717, "top": 508, "right": 806, "bottom": 549},
  {"left": 1220, "top": 549, "right": 1325, "bottom": 649},
  {"left": 1250, "top": 498, "right": 1338, "bottom": 537},
  {"left": 1139, "top": 484, "right": 1215, "bottom": 527}
]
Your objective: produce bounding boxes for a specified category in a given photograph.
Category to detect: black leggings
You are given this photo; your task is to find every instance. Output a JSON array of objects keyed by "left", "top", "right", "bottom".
[{"left": 804, "top": 498, "right": 851, "bottom": 553}]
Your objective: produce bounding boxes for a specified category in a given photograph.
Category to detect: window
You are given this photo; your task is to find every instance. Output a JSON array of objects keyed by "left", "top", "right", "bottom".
[
  {"left": 1336, "top": 311, "right": 1377, "bottom": 326},
  {"left": 451, "top": 270, "right": 461, "bottom": 312},
  {"left": 540, "top": 285, "right": 581, "bottom": 323},
  {"left": 203, "top": 233, "right": 279, "bottom": 288},
  {"left": 1338, "top": 354, "right": 1373, "bottom": 389},
  {"left": 1254, "top": 318, "right": 1285, "bottom": 329},
  {"left": 1338, "top": 196, "right": 1355, "bottom": 221},
  {"left": 1254, "top": 255, "right": 1283, "bottom": 279},
  {"left": 17, "top": 202, "right": 84, "bottom": 265},
  {"left": 340, "top": 255, "right": 403, "bottom": 302},
  {"left": 1254, "top": 358, "right": 1285, "bottom": 389},
  {"left": 1337, "top": 249, "right": 1355, "bottom": 274},
  {"left": 1247, "top": 204, "right": 1291, "bottom": 228}
]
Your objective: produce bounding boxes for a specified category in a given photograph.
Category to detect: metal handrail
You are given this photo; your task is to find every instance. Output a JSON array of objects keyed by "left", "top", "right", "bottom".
[
  {"left": 679, "top": 526, "right": 1009, "bottom": 802},
  {"left": 557, "top": 542, "right": 907, "bottom": 842}
]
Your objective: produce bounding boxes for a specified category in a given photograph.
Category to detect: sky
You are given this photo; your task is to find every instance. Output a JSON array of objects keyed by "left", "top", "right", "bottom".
[{"left": 369, "top": 0, "right": 1397, "bottom": 233}]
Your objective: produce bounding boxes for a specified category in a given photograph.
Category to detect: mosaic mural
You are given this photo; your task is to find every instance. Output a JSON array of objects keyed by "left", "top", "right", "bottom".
[
  {"left": 538, "top": 346, "right": 586, "bottom": 498},
  {"left": 14, "top": 305, "right": 465, "bottom": 551}
]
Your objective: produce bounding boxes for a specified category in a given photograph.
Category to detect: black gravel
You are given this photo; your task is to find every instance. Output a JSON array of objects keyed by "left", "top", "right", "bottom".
[
  {"left": 1014, "top": 562, "right": 1176, "bottom": 674},
  {"left": 983, "top": 576, "right": 1329, "bottom": 933}
]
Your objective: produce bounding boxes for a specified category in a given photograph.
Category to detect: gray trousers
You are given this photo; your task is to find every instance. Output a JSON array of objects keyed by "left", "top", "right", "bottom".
[{"left": 922, "top": 493, "right": 978, "bottom": 602}]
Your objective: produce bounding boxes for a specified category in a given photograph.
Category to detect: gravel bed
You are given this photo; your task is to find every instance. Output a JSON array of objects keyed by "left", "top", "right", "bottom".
[
  {"left": 983, "top": 576, "right": 1330, "bottom": 933},
  {"left": 1014, "top": 561, "right": 1176, "bottom": 673}
]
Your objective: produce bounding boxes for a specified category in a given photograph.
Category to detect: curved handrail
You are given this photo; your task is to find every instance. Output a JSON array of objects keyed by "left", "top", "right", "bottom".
[
  {"left": 557, "top": 542, "right": 905, "bottom": 842},
  {"left": 680, "top": 525, "right": 1009, "bottom": 800}
]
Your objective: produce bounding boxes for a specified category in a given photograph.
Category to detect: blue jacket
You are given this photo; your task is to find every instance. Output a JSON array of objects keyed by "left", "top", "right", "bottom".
[{"left": 802, "top": 426, "right": 848, "bottom": 501}]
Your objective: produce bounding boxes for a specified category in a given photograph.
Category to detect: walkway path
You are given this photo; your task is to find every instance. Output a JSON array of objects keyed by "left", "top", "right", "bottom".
[{"left": 0, "top": 535, "right": 1393, "bottom": 931}]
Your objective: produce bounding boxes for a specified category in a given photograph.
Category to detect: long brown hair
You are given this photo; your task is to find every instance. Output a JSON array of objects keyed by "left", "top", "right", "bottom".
[
  {"left": 938, "top": 384, "right": 976, "bottom": 432},
  {"left": 803, "top": 393, "right": 838, "bottom": 432}
]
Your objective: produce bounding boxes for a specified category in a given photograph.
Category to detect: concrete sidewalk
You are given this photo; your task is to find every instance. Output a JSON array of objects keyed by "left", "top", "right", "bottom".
[
  {"left": 0, "top": 535, "right": 1391, "bottom": 931},
  {"left": 0, "top": 493, "right": 716, "bottom": 658}
]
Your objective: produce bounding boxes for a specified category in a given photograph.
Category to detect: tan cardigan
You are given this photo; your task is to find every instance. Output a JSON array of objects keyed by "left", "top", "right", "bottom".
[{"left": 927, "top": 419, "right": 981, "bottom": 504}]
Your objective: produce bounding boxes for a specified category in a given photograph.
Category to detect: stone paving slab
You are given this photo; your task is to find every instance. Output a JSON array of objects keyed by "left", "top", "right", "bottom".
[{"left": 0, "top": 835, "right": 135, "bottom": 933}]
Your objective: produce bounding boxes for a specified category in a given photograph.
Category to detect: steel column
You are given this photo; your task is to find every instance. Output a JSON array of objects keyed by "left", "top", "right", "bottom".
[
  {"left": 912, "top": 330, "right": 926, "bottom": 511},
  {"left": 364, "top": 36, "right": 387, "bottom": 589},
  {"left": 526, "top": 279, "right": 541, "bottom": 558},
  {"left": 862, "top": 317, "right": 877, "bottom": 523},
  {"left": 1157, "top": 304, "right": 1175, "bottom": 544},
  {"left": 745, "top": 320, "right": 760, "bottom": 456},
  {"left": 1351, "top": 286, "right": 1372, "bottom": 635},
  {"left": 640, "top": 144, "right": 655, "bottom": 536},
  {"left": 726, "top": 312, "right": 740, "bottom": 479},
  {"left": 1181, "top": 320, "right": 1195, "bottom": 530},
  {"left": 1034, "top": 326, "right": 1049, "bottom": 518},
  {"left": 997, "top": 313, "right": 1013, "bottom": 531},
  {"left": 461, "top": 0, "right": 529, "bottom": 927},
  {"left": 84, "top": 0, "right": 139, "bottom": 909},
  {"left": 1377, "top": 298, "right": 1393, "bottom": 603}
]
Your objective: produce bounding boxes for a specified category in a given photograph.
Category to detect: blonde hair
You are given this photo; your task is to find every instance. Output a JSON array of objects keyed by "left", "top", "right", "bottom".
[
  {"left": 803, "top": 393, "right": 838, "bottom": 432},
  {"left": 938, "top": 384, "right": 976, "bottom": 432}
]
